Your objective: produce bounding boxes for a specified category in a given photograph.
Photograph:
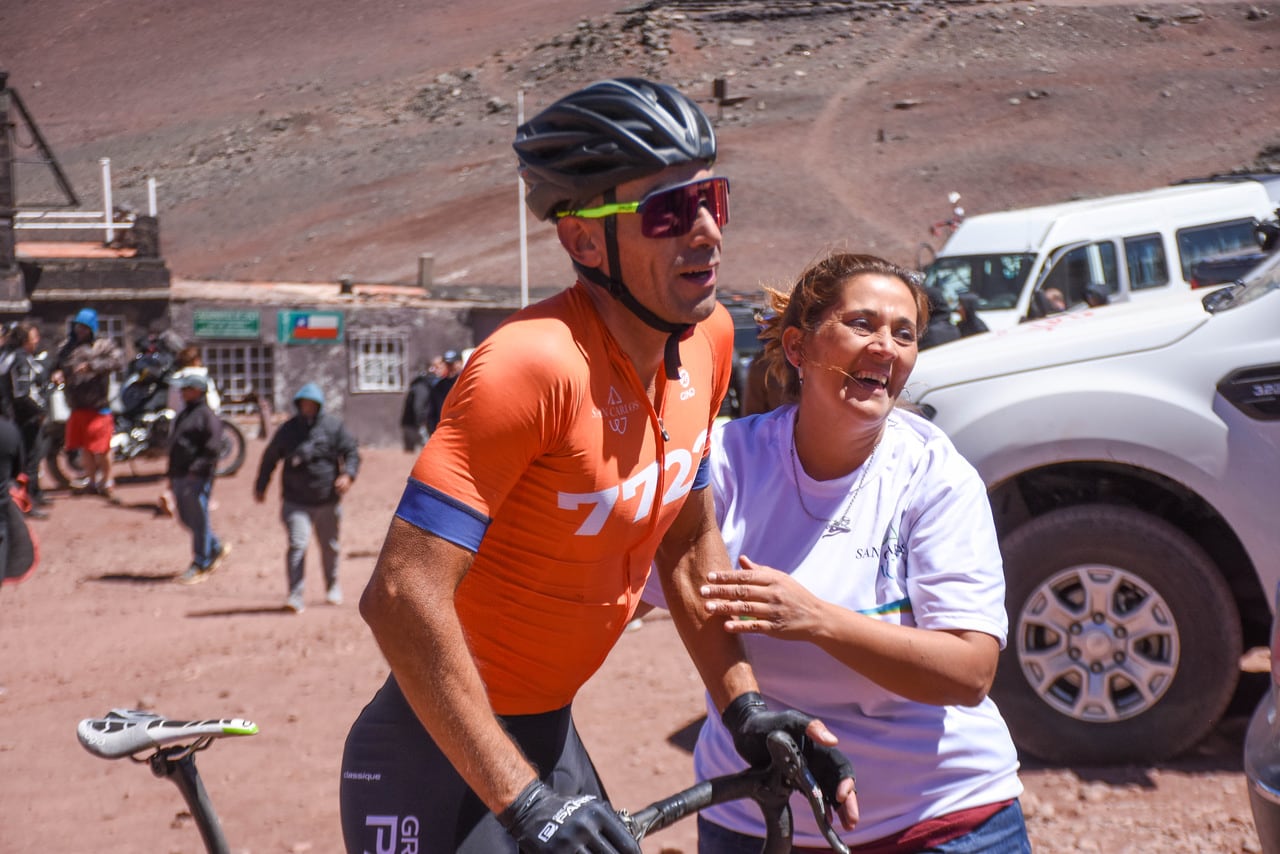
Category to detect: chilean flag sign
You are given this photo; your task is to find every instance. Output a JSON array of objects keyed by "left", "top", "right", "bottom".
[{"left": 278, "top": 310, "right": 344, "bottom": 344}]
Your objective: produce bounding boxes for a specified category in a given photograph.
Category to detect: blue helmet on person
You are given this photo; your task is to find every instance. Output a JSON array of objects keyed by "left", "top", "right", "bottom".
[{"left": 73, "top": 307, "right": 99, "bottom": 335}]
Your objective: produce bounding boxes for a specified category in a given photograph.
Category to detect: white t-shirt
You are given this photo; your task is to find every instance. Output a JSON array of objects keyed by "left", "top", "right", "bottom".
[{"left": 646, "top": 404, "right": 1023, "bottom": 846}]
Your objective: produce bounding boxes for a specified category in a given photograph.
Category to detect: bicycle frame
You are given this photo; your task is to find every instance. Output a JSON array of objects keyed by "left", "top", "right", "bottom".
[
  {"left": 146, "top": 740, "right": 233, "bottom": 854},
  {"left": 79, "top": 710, "right": 849, "bottom": 854}
]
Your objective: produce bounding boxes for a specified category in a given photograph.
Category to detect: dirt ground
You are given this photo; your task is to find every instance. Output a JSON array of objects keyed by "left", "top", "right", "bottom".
[
  {"left": 1, "top": 1, "right": 1278, "bottom": 851},
  {"left": 0, "top": 438, "right": 1267, "bottom": 853}
]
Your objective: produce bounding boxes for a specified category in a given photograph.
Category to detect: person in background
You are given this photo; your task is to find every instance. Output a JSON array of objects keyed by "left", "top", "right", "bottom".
[
  {"left": 1042, "top": 287, "right": 1067, "bottom": 313},
  {"left": 423, "top": 349, "right": 464, "bottom": 435},
  {"left": 1, "top": 322, "right": 53, "bottom": 515},
  {"left": 158, "top": 346, "right": 222, "bottom": 518},
  {"left": 167, "top": 346, "right": 221, "bottom": 413},
  {"left": 338, "top": 76, "right": 854, "bottom": 854},
  {"left": 742, "top": 311, "right": 786, "bottom": 416},
  {"left": 919, "top": 286, "right": 959, "bottom": 350},
  {"left": 1082, "top": 282, "right": 1111, "bottom": 308},
  {"left": 0, "top": 410, "right": 24, "bottom": 582},
  {"left": 168, "top": 373, "right": 230, "bottom": 586},
  {"left": 741, "top": 349, "right": 786, "bottom": 416},
  {"left": 399, "top": 360, "right": 437, "bottom": 452},
  {"left": 253, "top": 382, "right": 359, "bottom": 613},
  {"left": 51, "top": 308, "right": 125, "bottom": 502},
  {"left": 956, "top": 291, "right": 990, "bottom": 338},
  {"left": 680, "top": 252, "right": 1029, "bottom": 852}
]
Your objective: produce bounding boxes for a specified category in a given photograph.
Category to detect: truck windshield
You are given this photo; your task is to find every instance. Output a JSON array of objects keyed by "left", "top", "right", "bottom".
[
  {"left": 924, "top": 254, "right": 1037, "bottom": 310},
  {"left": 1205, "top": 249, "right": 1280, "bottom": 313}
]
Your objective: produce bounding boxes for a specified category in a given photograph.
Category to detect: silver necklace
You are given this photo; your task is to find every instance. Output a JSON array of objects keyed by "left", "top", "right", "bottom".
[{"left": 790, "top": 431, "right": 879, "bottom": 537}]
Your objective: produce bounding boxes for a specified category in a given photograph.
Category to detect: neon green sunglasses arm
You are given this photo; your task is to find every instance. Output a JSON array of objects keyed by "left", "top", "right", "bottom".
[{"left": 555, "top": 201, "right": 641, "bottom": 220}]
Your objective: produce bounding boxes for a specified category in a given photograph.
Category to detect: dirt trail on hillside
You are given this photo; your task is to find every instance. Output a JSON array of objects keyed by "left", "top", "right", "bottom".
[{"left": 4, "top": 1, "right": 1277, "bottom": 294}]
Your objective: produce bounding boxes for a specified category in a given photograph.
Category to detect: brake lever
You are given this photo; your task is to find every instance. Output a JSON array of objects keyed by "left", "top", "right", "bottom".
[{"left": 765, "top": 731, "right": 850, "bottom": 854}]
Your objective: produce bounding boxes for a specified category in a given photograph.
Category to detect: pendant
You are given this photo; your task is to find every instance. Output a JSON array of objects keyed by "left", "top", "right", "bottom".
[{"left": 825, "top": 517, "right": 851, "bottom": 536}]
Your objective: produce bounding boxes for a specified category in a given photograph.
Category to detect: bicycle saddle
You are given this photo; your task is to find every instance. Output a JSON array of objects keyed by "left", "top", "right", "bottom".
[{"left": 77, "top": 708, "right": 258, "bottom": 759}]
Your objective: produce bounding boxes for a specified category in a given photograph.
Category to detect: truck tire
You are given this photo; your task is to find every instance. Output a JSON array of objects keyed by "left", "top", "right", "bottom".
[{"left": 994, "top": 504, "right": 1240, "bottom": 765}]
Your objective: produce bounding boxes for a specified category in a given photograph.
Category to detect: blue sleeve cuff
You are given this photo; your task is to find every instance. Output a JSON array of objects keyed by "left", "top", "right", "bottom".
[
  {"left": 691, "top": 455, "right": 712, "bottom": 491},
  {"left": 394, "top": 478, "right": 489, "bottom": 552}
]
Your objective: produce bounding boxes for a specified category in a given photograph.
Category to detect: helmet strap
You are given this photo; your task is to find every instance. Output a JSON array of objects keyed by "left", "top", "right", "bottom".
[{"left": 574, "top": 189, "right": 690, "bottom": 381}]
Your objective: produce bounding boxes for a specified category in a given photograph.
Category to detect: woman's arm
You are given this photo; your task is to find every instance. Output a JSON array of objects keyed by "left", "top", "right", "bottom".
[{"left": 701, "top": 555, "right": 999, "bottom": 707}]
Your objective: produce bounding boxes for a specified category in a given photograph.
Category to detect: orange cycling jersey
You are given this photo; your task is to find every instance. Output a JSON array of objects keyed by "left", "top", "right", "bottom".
[{"left": 395, "top": 282, "right": 733, "bottom": 715}]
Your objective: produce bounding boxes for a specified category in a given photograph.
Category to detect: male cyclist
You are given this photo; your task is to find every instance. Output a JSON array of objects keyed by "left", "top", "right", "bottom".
[{"left": 339, "top": 78, "right": 857, "bottom": 854}]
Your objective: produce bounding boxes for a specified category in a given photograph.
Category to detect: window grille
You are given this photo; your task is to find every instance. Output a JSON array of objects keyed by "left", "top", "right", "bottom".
[
  {"left": 351, "top": 333, "right": 407, "bottom": 393},
  {"left": 200, "top": 343, "right": 276, "bottom": 415}
]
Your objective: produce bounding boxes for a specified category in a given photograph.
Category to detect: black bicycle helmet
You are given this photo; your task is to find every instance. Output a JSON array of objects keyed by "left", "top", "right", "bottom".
[
  {"left": 514, "top": 78, "right": 718, "bottom": 381},
  {"left": 514, "top": 77, "right": 717, "bottom": 221}
]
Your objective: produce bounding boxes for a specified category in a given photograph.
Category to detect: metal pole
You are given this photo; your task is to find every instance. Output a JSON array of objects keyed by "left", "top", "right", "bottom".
[
  {"left": 518, "top": 89, "right": 528, "bottom": 308},
  {"left": 147, "top": 176, "right": 157, "bottom": 216},
  {"left": 100, "top": 157, "right": 113, "bottom": 244},
  {"left": 5, "top": 79, "right": 79, "bottom": 207},
  {"left": 0, "top": 72, "right": 17, "bottom": 272}
]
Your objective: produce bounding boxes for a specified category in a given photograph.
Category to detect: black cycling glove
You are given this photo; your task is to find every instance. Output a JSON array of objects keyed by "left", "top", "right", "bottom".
[
  {"left": 722, "top": 691, "right": 856, "bottom": 807},
  {"left": 497, "top": 779, "right": 641, "bottom": 854}
]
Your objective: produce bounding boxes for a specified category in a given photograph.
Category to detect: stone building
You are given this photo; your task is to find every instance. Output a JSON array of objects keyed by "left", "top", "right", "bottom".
[
  {"left": 164, "top": 277, "right": 517, "bottom": 446},
  {"left": 3, "top": 69, "right": 530, "bottom": 447}
]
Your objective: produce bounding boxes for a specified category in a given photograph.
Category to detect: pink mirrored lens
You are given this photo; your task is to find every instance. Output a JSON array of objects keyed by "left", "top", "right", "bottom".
[{"left": 639, "top": 178, "right": 730, "bottom": 238}]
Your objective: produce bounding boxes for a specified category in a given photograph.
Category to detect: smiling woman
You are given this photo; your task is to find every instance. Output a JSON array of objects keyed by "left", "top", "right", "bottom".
[{"left": 674, "top": 250, "right": 1033, "bottom": 852}]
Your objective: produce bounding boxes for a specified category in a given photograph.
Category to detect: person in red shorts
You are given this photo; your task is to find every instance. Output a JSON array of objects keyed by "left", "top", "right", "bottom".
[
  {"left": 338, "top": 78, "right": 857, "bottom": 854},
  {"left": 51, "top": 308, "right": 124, "bottom": 502}
]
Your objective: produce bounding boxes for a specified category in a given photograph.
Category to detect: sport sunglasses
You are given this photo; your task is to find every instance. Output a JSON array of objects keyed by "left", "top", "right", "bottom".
[{"left": 557, "top": 176, "right": 730, "bottom": 238}]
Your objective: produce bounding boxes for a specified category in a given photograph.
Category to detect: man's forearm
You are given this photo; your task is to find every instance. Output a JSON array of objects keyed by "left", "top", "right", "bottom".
[
  {"left": 361, "top": 520, "right": 538, "bottom": 813},
  {"left": 664, "top": 542, "right": 758, "bottom": 712},
  {"left": 378, "top": 611, "right": 538, "bottom": 811},
  {"left": 655, "top": 490, "right": 758, "bottom": 713}
]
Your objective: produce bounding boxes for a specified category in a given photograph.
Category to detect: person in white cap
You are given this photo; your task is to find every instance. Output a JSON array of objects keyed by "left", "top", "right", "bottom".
[{"left": 168, "top": 372, "right": 230, "bottom": 585}]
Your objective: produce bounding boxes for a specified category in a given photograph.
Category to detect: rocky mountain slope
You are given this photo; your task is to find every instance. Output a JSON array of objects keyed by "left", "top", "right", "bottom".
[{"left": 4, "top": 0, "right": 1278, "bottom": 299}]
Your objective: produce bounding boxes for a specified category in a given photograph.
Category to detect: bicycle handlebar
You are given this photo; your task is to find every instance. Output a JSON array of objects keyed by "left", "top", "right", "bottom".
[{"left": 619, "top": 730, "right": 850, "bottom": 854}]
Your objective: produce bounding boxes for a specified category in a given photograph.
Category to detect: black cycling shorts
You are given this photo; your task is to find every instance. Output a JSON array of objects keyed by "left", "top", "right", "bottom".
[{"left": 339, "top": 675, "right": 609, "bottom": 854}]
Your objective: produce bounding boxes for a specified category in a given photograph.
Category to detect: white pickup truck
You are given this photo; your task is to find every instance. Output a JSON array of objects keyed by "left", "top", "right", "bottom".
[{"left": 907, "top": 253, "right": 1280, "bottom": 765}]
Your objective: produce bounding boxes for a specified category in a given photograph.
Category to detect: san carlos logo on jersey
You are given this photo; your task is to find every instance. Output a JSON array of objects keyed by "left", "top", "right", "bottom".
[{"left": 591, "top": 386, "right": 641, "bottom": 435}]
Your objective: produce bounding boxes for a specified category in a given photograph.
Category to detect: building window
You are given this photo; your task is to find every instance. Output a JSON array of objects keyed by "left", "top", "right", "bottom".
[
  {"left": 351, "top": 333, "right": 407, "bottom": 393},
  {"left": 200, "top": 343, "right": 275, "bottom": 415}
]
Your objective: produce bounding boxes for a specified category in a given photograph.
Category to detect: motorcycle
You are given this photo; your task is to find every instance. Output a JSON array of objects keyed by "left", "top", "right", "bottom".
[{"left": 44, "top": 341, "right": 246, "bottom": 488}]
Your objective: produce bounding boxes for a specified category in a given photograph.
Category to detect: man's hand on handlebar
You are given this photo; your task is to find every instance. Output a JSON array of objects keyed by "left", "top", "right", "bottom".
[
  {"left": 723, "top": 692, "right": 860, "bottom": 830},
  {"left": 498, "top": 779, "right": 642, "bottom": 854}
]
